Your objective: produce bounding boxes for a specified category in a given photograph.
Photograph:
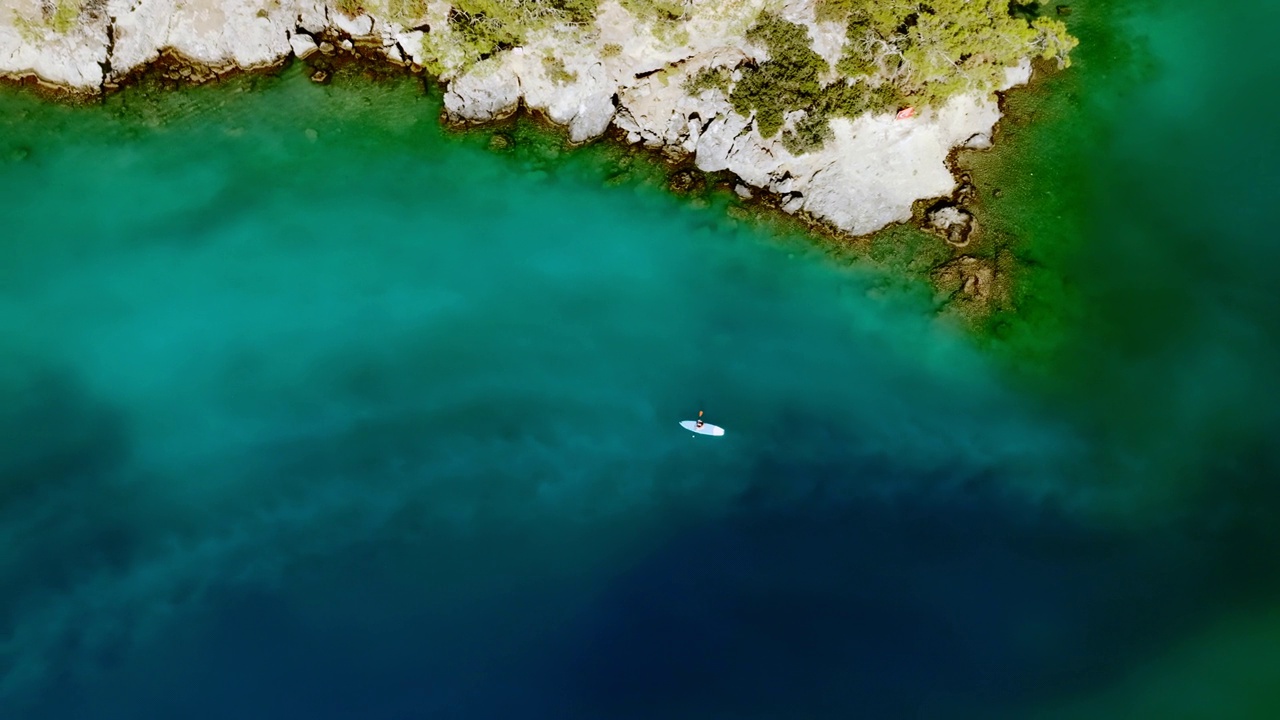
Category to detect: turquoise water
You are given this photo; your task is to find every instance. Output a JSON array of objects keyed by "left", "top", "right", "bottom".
[{"left": 2, "top": 0, "right": 1279, "bottom": 713}]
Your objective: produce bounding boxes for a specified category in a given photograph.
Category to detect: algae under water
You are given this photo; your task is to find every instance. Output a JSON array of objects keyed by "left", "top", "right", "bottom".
[
  {"left": 2, "top": 0, "right": 1279, "bottom": 714},
  {"left": 961, "top": 0, "right": 1280, "bottom": 713}
]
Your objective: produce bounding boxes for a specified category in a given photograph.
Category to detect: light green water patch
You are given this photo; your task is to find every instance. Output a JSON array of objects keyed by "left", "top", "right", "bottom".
[
  {"left": 1028, "top": 603, "right": 1280, "bottom": 720},
  {"left": 958, "top": 0, "right": 1160, "bottom": 365}
]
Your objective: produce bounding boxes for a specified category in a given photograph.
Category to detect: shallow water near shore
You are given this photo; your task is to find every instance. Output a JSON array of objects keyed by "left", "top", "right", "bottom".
[{"left": 2, "top": 1, "right": 1279, "bottom": 714}]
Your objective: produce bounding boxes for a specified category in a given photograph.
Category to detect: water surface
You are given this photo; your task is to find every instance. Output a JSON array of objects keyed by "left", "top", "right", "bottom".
[{"left": 2, "top": 2, "right": 1278, "bottom": 714}]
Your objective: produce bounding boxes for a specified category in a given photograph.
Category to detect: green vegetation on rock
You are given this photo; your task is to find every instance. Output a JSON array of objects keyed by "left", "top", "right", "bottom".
[
  {"left": 717, "top": 3, "right": 1075, "bottom": 153},
  {"left": 49, "top": 0, "right": 83, "bottom": 33},
  {"left": 412, "top": 0, "right": 1072, "bottom": 153},
  {"left": 683, "top": 66, "right": 732, "bottom": 96},
  {"left": 334, "top": 0, "right": 364, "bottom": 17},
  {"left": 728, "top": 14, "right": 891, "bottom": 152},
  {"left": 829, "top": 0, "right": 1076, "bottom": 108},
  {"left": 334, "top": 0, "right": 429, "bottom": 24},
  {"left": 618, "top": 0, "right": 690, "bottom": 44},
  {"left": 729, "top": 14, "right": 828, "bottom": 139},
  {"left": 542, "top": 54, "right": 578, "bottom": 84},
  {"left": 386, "top": 0, "right": 429, "bottom": 24},
  {"left": 425, "top": 0, "right": 599, "bottom": 71},
  {"left": 11, "top": 0, "right": 84, "bottom": 38},
  {"left": 618, "top": 0, "right": 686, "bottom": 23}
]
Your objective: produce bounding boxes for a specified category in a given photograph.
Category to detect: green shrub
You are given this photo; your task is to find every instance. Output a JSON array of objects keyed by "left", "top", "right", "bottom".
[
  {"left": 866, "top": 80, "right": 906, "bottom": 113},
  {"left": 618, "top": 0, "right": 684, "bottom": 22},
  {"left": 720, "top": 2, "right": 1076, "bottom": 150},
  {"left": 387, "top": 0, "right": 430, "bottom": 24},
  {"left": 619, "top": 0, "right": 687, "bottom": 45},
  {"left": 11, "top": 0, "right": 85, "bottom": 37},
  {"left": 780, "top": 80, "right": 884, "bottom": 154},
  {"left": 835, "top": 0, "right": 1077, "bottom": 106},
  {"left": 814, "top": 0, "right": 859, "bottom": 23},
  {"left": 447, "top": 6, "right": 510, "bottom": 61},
  {"left": 542, "top": 54, "right": 578, "bottom": 84},
  {"left": 683, "top": 66, "right": 731, "bottom": 95},
  {"left": 334, "top": 0, "right": 363, "bottom": 17},
  {"left": 445, "top": 0, "right": 596, "bottom": 63},
  {"left": 729, "top": 14, "right": 828, "bottom": 138},
  {"left": 781, "top": 110, "right": 831, "bottom": 154},
  {"left": 1031, "top": 16, "right": 1079, "bottom": 67},
  {"left": 551, "top": 0, "right": 600, "bottom": 24},
  {"left": 49, "top": 0, "right": 84, "bottom": 33}
]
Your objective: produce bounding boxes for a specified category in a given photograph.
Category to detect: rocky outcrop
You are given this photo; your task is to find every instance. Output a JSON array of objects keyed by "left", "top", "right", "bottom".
[
  {"left": 1, "top": 0, "right": 1037, "bottom": 237},
  {"left": 928, "top": 204, "right": 976, "bottom": 247}
]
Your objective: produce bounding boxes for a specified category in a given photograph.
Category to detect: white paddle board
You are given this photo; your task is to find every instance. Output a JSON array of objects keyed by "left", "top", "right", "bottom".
[{"left": 680, "top": 420, "right": 725, "bottom": 436}]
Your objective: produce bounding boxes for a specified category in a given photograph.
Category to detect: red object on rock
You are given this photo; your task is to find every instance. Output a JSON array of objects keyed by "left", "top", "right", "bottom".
[{"left": 896, "top": 107, "right": 916, "bottom": 120}]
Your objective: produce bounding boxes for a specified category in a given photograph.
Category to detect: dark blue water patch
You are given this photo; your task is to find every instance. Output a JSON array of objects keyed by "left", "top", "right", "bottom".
[
  {"left": 32, "top": 588, "right": 463, "bottom": 719},
  {"left": 13, "top": 522, "right": 604, "bottom": 720},
  {"left": 0, "top": 364, "right": 143, "bottom": 623},
  {"left": 6, "top": 462, "right": 1258, "bottom": 720},
  {"left": 552, "top": 483, "right": 1219, "bottom": 720},
  {"left": 3, "top": 353, "right": 1271, "bottom": 720}
]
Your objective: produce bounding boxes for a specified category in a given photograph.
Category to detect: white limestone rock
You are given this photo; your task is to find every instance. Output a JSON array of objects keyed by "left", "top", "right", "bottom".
[
  {"left": 793, "top": 93, "right": 1006, "bottom": 235},
  {"left": 389, "top": 30, "right": 426, "bottom": 66},
  {"left": 444, "top": 59, "right": 522, "bottom": 122},
  {"left": 929, "top": 205, "right": 973, "bottom": 232},
  {"left": 104, "top": 0, "right": 328, "bottom": 78},
  {"left": 508, "top": 29, "right": 617, "bottom": 143},
  {"left": 332, "top": 11, "right": 374, "bottom": 38},
  {"left": 0, "top": 0, "right": 109, "bottom": 89},
  {"left": 289, "top": 32, "right": 319, "bottom": 60}
]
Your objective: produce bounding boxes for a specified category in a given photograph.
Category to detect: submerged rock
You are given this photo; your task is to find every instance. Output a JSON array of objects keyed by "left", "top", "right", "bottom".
[
  {"left": 934, "top": 255, "right": 997, "bottom": 304},
  {"left": 668, "top": 169, "right": 699, "bottom": 194},
  {"left": 928, "top": 205, "right": 975, "bottom": 247}
]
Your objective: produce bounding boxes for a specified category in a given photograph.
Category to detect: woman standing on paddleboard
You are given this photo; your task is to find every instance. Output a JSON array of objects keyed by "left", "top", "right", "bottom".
[{"left": 681, "top": 409, "right": 724, "bottom": 436}]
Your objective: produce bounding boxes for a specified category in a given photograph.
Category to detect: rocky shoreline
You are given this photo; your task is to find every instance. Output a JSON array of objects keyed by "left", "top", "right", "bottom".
[{"left": 2, "top": 0, "right": 1055, "bottom": 283}]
